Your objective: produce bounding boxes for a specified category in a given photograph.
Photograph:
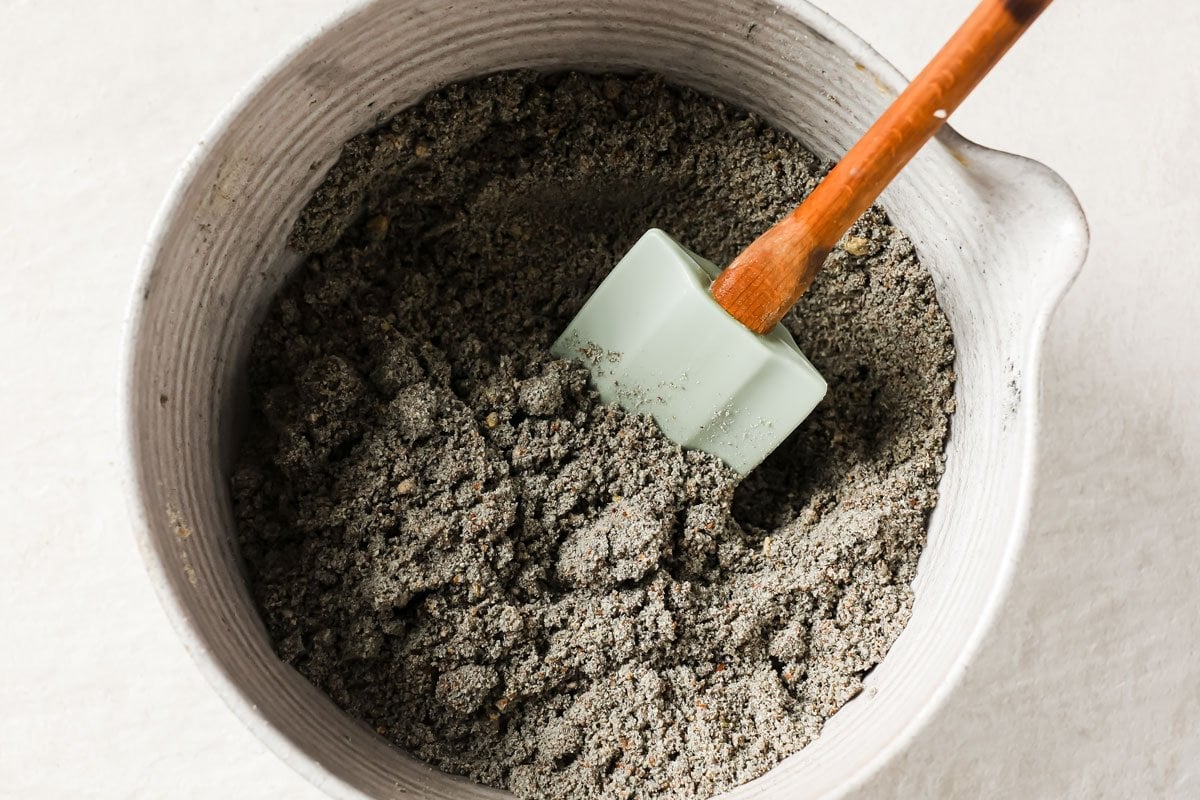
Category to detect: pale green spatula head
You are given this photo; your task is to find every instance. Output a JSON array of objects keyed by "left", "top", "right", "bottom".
[{"left": 552, "top": 229, "right": 827, "bottom": 475}]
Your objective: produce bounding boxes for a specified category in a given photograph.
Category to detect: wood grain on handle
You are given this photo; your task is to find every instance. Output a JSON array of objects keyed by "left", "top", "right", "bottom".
[{"left": 710, "top": 0, "right": 1053, "bottom": 334}]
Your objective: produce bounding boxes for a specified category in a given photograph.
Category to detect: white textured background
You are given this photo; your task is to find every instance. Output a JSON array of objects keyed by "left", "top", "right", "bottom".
[{"left": 2, "top": 1, "right": 1197, "bottom": 797}]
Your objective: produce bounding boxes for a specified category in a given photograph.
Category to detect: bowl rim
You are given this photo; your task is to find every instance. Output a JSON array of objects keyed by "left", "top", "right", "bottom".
[{"left": 118, "top": 1, "right": 1089, "bottom": 797}]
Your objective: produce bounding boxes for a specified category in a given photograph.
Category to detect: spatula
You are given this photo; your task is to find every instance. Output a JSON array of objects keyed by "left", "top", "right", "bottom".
[{"left": 553, "top": 0, "right": 1053, "bottom": 474}]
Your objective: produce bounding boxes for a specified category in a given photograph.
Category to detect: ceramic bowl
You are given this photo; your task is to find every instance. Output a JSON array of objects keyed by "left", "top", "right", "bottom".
[{"left": 121, "top": 0, "right": 1087, "bottom": 797}]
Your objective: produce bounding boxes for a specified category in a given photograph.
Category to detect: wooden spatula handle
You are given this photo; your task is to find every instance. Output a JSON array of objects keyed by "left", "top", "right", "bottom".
[{"left": 710, "top": 0, "right": 1053, "bottom": 334}]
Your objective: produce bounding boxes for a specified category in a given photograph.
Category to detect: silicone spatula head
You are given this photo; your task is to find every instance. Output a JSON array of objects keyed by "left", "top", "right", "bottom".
[{"left": 551, "top": 229, "right": 826, "bottom": 475}]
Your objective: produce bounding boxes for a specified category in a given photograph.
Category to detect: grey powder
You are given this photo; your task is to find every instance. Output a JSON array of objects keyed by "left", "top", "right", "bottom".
[{"left": 232, "top": 71, "right": 955, "bottom": 800}]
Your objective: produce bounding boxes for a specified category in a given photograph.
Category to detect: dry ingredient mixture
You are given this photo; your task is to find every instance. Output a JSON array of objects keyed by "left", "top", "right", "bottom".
[{"left": 232, "top": 71, "right": 955, "bottom": 800}]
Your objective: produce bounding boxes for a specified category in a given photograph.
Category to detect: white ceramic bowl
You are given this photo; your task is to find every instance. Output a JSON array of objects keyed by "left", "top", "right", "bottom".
[{"left": 121, "top": 1, "right": 1088, "bottom": 797}]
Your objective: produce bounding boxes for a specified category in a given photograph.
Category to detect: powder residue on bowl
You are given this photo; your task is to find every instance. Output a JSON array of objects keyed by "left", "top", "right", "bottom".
[{"left": 232, "top": 71, "right": 955, "bottom": 800}]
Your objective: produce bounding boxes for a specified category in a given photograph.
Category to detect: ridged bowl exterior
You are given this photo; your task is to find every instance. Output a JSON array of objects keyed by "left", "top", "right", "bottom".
[{"left": 121, "top": 2, "right": 1087, "bottom": 798}]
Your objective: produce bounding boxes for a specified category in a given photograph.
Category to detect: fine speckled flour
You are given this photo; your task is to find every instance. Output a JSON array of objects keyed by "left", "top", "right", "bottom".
[{"left": 232, "top": 71, "right": 955, "bottom": 800}]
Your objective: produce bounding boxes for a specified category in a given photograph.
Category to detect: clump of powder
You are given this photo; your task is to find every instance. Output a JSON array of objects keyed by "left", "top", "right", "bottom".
[{"left": 232, "top": 71, "right": 955, "bottom": 800}]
